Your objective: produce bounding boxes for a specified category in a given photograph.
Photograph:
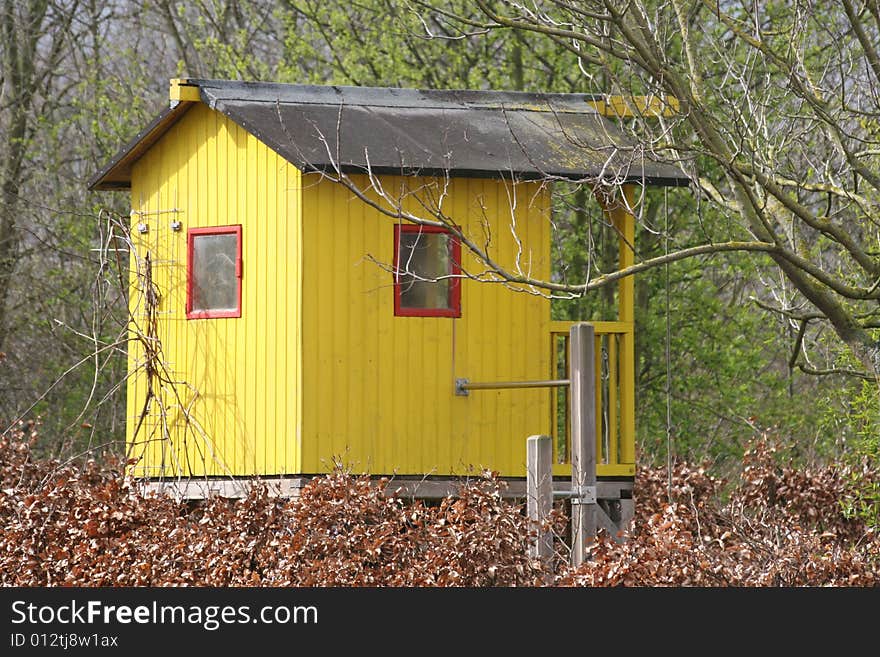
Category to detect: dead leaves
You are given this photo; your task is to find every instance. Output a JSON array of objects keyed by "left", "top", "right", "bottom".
[{"left": 0, "top": 423, "right": 877, "bottom": 587}]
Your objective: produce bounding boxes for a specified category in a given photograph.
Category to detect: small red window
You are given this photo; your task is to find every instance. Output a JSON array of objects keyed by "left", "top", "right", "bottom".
[
  {"left": 186, "top": 225, "right": 242, "bottom": 319},
  {"left": 394, "top": 224, "right": 461, "bottom": 317}
]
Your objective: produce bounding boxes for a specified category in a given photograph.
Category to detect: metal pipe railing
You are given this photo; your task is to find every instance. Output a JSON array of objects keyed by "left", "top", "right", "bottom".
[{"left": 454, "top": 377, "right": 569, "bottom": 396}]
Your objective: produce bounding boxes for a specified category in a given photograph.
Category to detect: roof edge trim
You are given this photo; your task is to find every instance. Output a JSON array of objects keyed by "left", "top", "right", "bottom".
[{"left": 87, "top": 101, "right": 194, "bottom": 191}]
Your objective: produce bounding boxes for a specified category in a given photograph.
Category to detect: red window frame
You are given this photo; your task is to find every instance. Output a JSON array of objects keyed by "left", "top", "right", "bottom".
[
  {"left": 393, "top": 224, "right": 461, "bottom": 318},
  {"left": 186, "top": 225, "right": 243, "bottom": 320}
]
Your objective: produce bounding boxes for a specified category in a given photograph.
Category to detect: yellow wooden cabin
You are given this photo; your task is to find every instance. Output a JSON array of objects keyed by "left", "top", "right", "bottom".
[{"left": 89, "top": 79, "right": 686, "bottom": 513}]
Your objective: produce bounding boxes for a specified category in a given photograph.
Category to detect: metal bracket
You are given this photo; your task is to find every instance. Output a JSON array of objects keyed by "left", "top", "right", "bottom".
[
  {"left": 454, "top": 378, "right": 470, "bottom": 396},
  {"left": 569, "top": 486, "right": 597, "bottom": 506}
]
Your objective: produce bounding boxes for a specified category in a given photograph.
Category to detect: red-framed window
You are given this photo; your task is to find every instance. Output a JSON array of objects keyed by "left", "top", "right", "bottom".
[
  {"left": 186, "top": 225, "right": 243, "bottom": 319},
  {"left": 393, "top": 224, "right": 461, "bottom": 317}
]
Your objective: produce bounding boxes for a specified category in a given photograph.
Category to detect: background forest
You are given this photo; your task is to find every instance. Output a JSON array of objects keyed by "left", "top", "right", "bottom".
[{"left": 1, "top": 0, "right": 878, "bottom": 512}]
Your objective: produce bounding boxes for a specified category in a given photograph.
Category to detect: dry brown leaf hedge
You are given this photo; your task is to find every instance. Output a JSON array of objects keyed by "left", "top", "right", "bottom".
[{"left": 1, "top": 421, "right": 877, "bottom": 586}]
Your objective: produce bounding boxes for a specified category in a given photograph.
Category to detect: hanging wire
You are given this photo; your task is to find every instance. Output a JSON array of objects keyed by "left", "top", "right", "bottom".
[{"left": 665, "top": 187, "right": 673, "bottom": 503}]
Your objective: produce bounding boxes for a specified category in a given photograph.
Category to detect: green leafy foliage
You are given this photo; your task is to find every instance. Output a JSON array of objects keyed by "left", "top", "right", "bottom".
[{"left": 815, "top": 379, "right": 880, "bottom": 529}]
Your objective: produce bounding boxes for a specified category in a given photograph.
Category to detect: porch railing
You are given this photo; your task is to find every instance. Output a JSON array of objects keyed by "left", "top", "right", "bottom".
[{"left": 549, "top": 320, "right": 635, "bottom": 478}]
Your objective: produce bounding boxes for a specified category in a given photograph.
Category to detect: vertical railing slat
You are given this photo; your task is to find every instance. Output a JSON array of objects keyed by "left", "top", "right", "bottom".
[
  {"left": 594, "top": 332, "right": 603, "bottom": 464},
  {"left": 608, "top": 333, "right": 618, "bottom": 467}
]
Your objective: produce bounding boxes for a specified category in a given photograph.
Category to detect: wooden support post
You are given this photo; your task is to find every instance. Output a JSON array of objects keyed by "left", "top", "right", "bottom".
[
  {"left": 526, "top": 435, "right": 553, "bottom": 565},
  {"left": 570, "top": 323, "right": 597, "bottom": 568},
  {"left": 614, "top": 185, "right": 637, "bottom": 465}
]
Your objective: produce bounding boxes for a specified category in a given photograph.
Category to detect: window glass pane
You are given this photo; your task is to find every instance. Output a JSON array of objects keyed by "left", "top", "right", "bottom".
[
  {"left": 398, "top": 231, "right": 452, "bottom": 310},
  {"left": 191, "top": 233, "right": 238, "bottom": 312}
]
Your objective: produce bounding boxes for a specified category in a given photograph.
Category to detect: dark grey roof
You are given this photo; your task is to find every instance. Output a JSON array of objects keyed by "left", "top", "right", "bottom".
[{"left": 89, "top": 79, "right": 690, "bottom": 190}]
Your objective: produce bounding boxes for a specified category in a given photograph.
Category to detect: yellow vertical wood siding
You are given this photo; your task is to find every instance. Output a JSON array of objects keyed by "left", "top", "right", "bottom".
[
  {"left": 126, "top": 103, "right": 302, "bottom": 478},
  {"left": 300, "top": 175, "right": 553, "bottom": 477},
  {"left": 126, "top": 102, "right": 554, "bottom": 480}
]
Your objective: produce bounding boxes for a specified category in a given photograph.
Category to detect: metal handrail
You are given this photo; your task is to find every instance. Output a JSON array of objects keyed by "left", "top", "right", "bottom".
[{"left": 454, "top": 377, "right": 569, "bottom": 396}]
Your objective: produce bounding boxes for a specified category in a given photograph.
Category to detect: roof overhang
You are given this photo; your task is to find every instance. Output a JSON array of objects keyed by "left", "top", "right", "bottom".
[
  {"left": 89, "top": 79, "right": 691, "bottom": 191},
  {"left": 87, "top": 100, "right": 193, "bottom": 191}
]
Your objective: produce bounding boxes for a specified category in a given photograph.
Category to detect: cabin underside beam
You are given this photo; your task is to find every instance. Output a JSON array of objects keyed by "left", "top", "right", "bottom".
[{"left": 137, "top": 474, "right": 633, "bottom": 502}]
